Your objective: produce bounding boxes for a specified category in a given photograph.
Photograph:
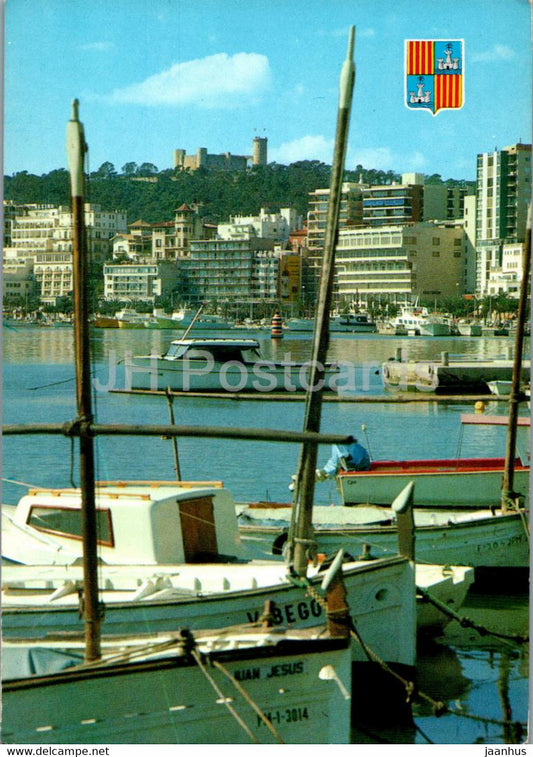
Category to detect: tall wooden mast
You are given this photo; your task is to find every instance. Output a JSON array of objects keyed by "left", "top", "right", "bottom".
[
  {"left": 66, "top": 99, "right": 101, "bottom": 661},
  {"left": 287, "top": 28, "right": 356, "bottom": 576}
]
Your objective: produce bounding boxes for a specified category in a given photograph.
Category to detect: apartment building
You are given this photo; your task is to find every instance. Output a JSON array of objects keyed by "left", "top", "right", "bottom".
[
  {"left": 218, "top": 207, "right": 301, "bottom": 243},
  {"left": 180, "top": 237, "right": 277, "bottom": 304},
  {"left": 113, "top": 220, "right": 153, "bottom": 261},
  {"left": 335, "top": 221, "right": 465, "bottom": 307},
  {"left": 150, "top": 204, "right": 206, "bottom": 259},
  {"left": 475, "top": 143, "right": 531, "bottom": 294},
  {"left": 362, "top": 179, "right": 423, "bottom": 227},
  {"left": 2, "top": 260, "right": 37, "bottom": 304},
  {"left": 4, "top": 202, "right": 128, "bottom": 304},
  {"left": 103, "top": 260, "right": 179, "bottom": 302}
]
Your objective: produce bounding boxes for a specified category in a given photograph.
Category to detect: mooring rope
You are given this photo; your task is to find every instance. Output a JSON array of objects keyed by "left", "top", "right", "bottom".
[
  {"left": 297, "top": 575, "right": 528, "bottom": 732},
  {"left": 212, "top": 659, "right": 285, "bottom": 743},
  {"left": 416, "top": 586, "right": 529, "bottom": 645},
  {"left": 190, "top": 648, "right": 259, "bottom": 743}
]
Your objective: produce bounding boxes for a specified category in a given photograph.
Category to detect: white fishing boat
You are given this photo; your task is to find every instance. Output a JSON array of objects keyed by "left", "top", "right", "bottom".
[
  {"left": 2, "top": 477, "right": 472, "bottom": 634},
  {"left": 338, "top": 456, "right": 530, "bottom": 508},
  {"left": 127, "top": 337, "right": 340, "bottom": 392},
  {"left": 236, "top": 500, "right": 529, "bottom": 571},
  {"left": 2, "top": 624, "right": 352, "bottom": 744},
  {"left": 1, "top": 481, "right": 418, "bottom": 673},
  {"left": 487, "top": 380, "right": 513, "bottom": 396},
  {"left": 338, "top": 414, "right": 530, "bottom": 508},
  {"left": 418, "top": 315, "right": 451, "bottom": 337},
  {"left": 172, "top": 309, "right": 235, "bottom": 331},
  {"left": 284, "top": 314, "right": 377, "bottom": 333},
  {"left": 457, "top": 321, "right": 482, "bottom": 337},
  {"left": 388, "top": 305, "right": 450, "bottom": 337},
  {"left": 115, "top": 308, "right": 159, "bottom": 329},
  {"left": 286, "top": 317, "right": 315, "bottom": 332}
]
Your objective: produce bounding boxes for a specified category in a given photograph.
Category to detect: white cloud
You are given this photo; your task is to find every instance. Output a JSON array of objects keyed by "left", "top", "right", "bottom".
[
  {"left": 471, "top": 44, "right": 515, "bottom": 63},
  {"left": 350, "top": 147, "right": 394, "bottom": 170},
  {"left": 349, "top": 147, "right": 427, "bottom": 173},
  {"left": 270, "top": 135, "right": 335, "bottom": 164},
  {"left": 105, "top": 53, "right": 271, "bottom": 108},
  {"left": 270, "top": 139, "right": 428, "bottom": 172}
]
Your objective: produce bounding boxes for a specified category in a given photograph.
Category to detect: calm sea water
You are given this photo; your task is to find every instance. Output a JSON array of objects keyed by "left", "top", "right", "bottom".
[{"left": 2, "top": 325, "right": 529, "bottom": 744}]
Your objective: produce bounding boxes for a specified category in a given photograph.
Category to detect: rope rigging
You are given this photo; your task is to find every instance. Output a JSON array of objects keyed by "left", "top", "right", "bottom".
[{"left": 293, "top": 573, "right": 528, "bottom": 734}]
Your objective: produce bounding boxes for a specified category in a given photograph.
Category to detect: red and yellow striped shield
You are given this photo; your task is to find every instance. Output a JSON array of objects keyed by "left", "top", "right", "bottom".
[{"left": 405, "top": 40, "right": 464, "bottom": 115}]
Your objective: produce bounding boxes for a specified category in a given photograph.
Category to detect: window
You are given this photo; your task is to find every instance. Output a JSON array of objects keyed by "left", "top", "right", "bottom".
[{"left": 27, "top": 505, "right": 114, "bottom": 546}]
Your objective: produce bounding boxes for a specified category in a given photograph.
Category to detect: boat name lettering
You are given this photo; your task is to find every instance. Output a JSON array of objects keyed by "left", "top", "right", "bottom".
[
  {"left": 245, "top": 599, "right": 322, "bottom": 625},
  {"left": 266, "top": 661, "right": 304, "bottom": 678},
  {"left": 233, "top": 667, "right": 261, "bottom": 682},
  {"left": 257, "top": 706, "right": 309, "bottom": 727}
]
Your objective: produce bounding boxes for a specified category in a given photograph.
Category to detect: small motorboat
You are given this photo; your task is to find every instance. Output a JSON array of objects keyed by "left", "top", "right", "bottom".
[{"left": 127, "top": 338, "right": 340, "bottom": 392}]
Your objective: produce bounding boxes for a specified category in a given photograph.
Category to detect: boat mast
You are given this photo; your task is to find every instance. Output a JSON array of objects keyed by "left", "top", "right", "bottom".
[
  {"left": 501, "top": 206, "right": 531, "bottom": 512},
  {"left": 287, "top": 28, "right": 356, "bottom": 576},
  {"left": 66, "top": 100, "right": 101, "bottom": 661}
]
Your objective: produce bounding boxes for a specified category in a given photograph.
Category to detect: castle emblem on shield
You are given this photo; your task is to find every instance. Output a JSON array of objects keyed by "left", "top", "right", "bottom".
[{"left": 405, "top": 40, "right": 464, "bottom": 115}]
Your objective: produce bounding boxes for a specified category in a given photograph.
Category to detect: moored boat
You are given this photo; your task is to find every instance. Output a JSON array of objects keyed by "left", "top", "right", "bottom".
[
  {"left": 329, "top": 314, "right": 377, "bottom": 333},
  {"left": 457, "top": 321, "right": 482, "bottom": 337},
  {"left": 172, "top": 310, "right": 235, "bottom": 331},
  {"left": 1, "top": 479, "right": 417, "bottom": 675},
  {"left": 286, "top": 317, "right": 315, "bottom": 332},
  {"left": 236, "top": 500, "right": 529, "bottom": 572},
  {"left": 418, "top": 316, "right": 451, "bottom": 337},
  {"left": 337, "top": 456, "right": 530, "bottom": 508},
  {"left": 2, "top": 625, "right": 352, "bottom": 744},
  {"left": 127, "top": 337, "right": 341, "bottom": 392},
  {"left": 92, "top": 315, "right": 120, "bottom": 328},
  {"left": 115, "top": 308, "right": 159, "bottom": 329}
]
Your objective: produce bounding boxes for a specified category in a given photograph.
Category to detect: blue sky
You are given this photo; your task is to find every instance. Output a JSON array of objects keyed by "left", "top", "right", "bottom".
[{"left": 4, "top": 0, "right": 531, "bottom": 180}]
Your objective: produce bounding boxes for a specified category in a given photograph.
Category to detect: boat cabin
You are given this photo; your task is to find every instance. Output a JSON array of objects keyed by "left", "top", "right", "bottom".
[
  {"left": 3, "top": 482, "right": 245, "bottom": 566},
  {"left": 163, "top": 339, "right": 263, "bottom": 364}
]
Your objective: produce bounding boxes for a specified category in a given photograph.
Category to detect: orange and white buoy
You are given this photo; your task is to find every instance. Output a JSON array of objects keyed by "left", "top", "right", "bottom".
[{"left": 271, "top": 311, "right": 283, "bottom": 339}]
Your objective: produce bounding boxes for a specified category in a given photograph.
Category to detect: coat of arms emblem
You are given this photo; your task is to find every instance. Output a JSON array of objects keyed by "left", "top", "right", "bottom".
[{"left": 405, "top": 40, "right": 464, "bottom": 115}]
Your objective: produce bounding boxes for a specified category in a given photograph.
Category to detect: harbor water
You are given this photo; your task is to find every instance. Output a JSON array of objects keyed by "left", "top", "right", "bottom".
[{"left": 2, "top": 325, "right": 529, "bottom": 745}]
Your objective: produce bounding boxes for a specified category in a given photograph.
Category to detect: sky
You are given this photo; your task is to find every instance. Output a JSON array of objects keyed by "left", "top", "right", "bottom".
[{"left": 3, "top": 0, "right": 532, "bottom": 181}]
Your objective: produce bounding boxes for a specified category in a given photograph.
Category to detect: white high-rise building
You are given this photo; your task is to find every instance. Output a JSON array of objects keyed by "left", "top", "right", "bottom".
[{"left": 475, "top": 143, "right": 531, "bottom": 295}]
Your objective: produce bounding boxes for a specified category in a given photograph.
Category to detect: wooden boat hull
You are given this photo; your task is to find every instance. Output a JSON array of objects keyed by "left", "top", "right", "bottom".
[
  {"left": 457, "top": 324, "right": 482, "bottom": 337},
  {"left": 337, "top": 459, "right": 530, "bottom": 508},
  {"left": 418, "top": 323, "right": 451, "bottom": 337},
  {"left": 92, "top": 316, "right": 119, "bottom": 328},
  {"left": 2, "top": 557, "right": 416, "bottom": 669},
  {"left": 236, "top": 505, "right": 529, "bottom": 570},
  {"left": 2, "top": 633, "right": 351, "bottom": 744}
]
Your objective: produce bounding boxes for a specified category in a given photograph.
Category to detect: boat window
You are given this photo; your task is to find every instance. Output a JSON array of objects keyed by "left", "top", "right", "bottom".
[
  {"left": 208, "top": 347, "right": 247, "bottom": 362},
  {"left": 165, "top": 344, "right": 188, "bottom": 358},
  {"left": 27, "top": 506, "right": 114, "bottom": 546}
]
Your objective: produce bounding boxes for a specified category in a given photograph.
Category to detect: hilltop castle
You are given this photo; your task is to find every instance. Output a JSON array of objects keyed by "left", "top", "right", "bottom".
[{"left": 173, "top": 136, "right": 267, "bottom": 172}]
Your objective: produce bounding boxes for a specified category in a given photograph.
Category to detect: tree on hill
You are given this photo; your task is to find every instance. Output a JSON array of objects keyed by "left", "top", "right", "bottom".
[{"left": 4, "top": 160, "right": 473, "bottom": 226}]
